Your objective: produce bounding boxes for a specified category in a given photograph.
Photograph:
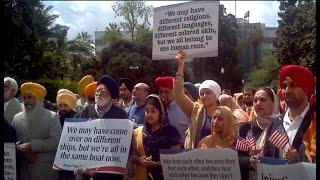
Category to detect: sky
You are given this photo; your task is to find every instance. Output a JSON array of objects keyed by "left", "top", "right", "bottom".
[{"left": 43, "top": 1, "right": 280, "bottom": 41}]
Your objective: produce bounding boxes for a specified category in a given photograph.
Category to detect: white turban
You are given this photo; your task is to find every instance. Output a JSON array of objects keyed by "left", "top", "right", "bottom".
[{"left": 199, "top": 80, "right": 221, "bottom": 98}]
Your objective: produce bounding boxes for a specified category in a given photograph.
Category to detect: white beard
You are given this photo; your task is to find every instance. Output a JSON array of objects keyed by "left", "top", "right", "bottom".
[
  {"left": 22, "top": 100, "right": 44, "bottom": 121},
  {"left": 95, "top": 96, "right": 111, "bottom": 107}
]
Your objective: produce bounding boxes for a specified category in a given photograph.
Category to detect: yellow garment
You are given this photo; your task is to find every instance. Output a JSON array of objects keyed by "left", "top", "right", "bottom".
[
  {"left": 56, "top": 93, "right": 77, "bottom": 109},
  {"left": 57, "top": 89, "right": 75, "bottom": 96},
  {"left": 20, "top": 82, "right": 46, "bottom": 100},
  {"left": 84, "top": 82, "right": 97, "bottom": 97},
  {"left": 173, "top": 75, "right": 205, "bottom": 149},
  {"left": 77, "top": 75, "right": 94, "bottom": 97},
  {"left": 132, "top": 126, "right": 148, "bottom": 180},
  {"left": 303, "top": 114, "right": 316, "bottom": 163},
  {"left": 198, "top": 106, "right": 235, "bottom": 149}
]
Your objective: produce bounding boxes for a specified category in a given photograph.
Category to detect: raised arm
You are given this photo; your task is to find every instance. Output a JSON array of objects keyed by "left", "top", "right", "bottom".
[{"left": 173, "top": 50, "right": 194, "bottom": 117}]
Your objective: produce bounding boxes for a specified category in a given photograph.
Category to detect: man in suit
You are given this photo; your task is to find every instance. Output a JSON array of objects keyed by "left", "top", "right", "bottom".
[
  {"left": 4, "top": 77, "right": 22, "bottom": 124},
  {"left": 262, "top": 65, "right": 315, "bottom": 161},
  {"left": 12, "top": 82, "right": 62, "bottom": 180}
]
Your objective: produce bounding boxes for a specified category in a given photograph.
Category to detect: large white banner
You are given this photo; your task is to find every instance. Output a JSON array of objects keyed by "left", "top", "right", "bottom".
[
  {"left": 153, "top": 1, "right": 219, "bottom": 61},
  {"left": 4, "top": 143, "right": 17, "bottom": 180},
  {"left": 160, "top": 148, "right": 241, "bottom": 180},
  {"left": 257, "top": 162, "right": 316, "bottom": 180},
  {"left": 53, "top": 118, "right": 133, "bottom": 174}
]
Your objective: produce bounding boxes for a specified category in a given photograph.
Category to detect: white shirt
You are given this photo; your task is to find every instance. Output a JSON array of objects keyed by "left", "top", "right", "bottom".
[
  {"left": 4, "top": 101, "right": 9, "bottom": 112},
  {"left": 282, "top": 104, "right": 309, "bottom": 146}
]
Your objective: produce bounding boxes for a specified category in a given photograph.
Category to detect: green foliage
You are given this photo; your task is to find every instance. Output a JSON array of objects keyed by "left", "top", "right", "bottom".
[
  {"left": 275, "top": 1, "right": 316, "bottom": 73},
  {"left": 19, "top": 79, "right": 78, "bottom": 103},
  {"left": 245, "top": 55, "right": 280, "bottom": 89},
  {"left": 103, "top": 22, "right": 123, "bottom": 42},
  {"left": 112, "top": 1, "right": 153, "bottom": 43}
]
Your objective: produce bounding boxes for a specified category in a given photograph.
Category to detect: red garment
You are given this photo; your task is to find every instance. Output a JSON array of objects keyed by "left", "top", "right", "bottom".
[{"left": 155, "top": 76, "right": 174, "bottom": 89}]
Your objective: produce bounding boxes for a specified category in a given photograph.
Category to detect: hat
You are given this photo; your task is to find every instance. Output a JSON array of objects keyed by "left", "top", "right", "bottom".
[
  {"left": 199, "top": 80, "right": 221, "bottom": 98},
  {"left": 279, "top": 65, "right": 315, "bottom": 97},
  {"left": 77, "top": 75, "right": 94, "bottom": 97},
  {"left": 184, "top": 82, "right": 199, "bottom": 101},
  {"left": 97, "top": 75, "right": 119, "bottom": 99},
  {"left": 20, "top": 82, "right": 46, "bottom": 100},
  {"left": 155, "top": 76, "right": 173, "bottom": 90},
  {"left": 57, "top": 89, "right": 75, "bottom": 96},
  {"left": 84, "top": 82, "right": 97, "bottom": 97},
  {"left": 119, "top": 78, "right": 134, "bottom": 93},
  {"left": 56, "top": 93, "right": 77, "bottom": 109}
]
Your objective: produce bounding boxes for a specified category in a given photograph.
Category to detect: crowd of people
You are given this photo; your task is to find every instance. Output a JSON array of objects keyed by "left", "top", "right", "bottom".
[{"left": 4, "top": 50, "right": 316, "bottom": 180}]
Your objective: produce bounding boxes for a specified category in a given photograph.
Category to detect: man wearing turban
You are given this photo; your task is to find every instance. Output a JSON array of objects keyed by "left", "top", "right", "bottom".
[
  {"left": 263, "top": 65, "right": 315, "bottom": 162},
  {"left": 155, "top": 76, "right": 190, "bottom": 145},
  {"left": 4, "top": 77, "right": 22, "bottom": 123},
  {"left": 75, "top": 75, "right": 128, "bottom": 180},
  {"left": 84, "top": 82, "right": 97, "bottom": 105},
  {"left": 56, "top": 89, "right": 77, "bottom": 180},
  {"left": 75, "top": 75, "right": 94, "bottom": 111},
  {"left": 118, "top": 78, "right": 134, "bottom": 112},
  {"left": 12, "top": 82, "right": 62, "bottom": 180}
]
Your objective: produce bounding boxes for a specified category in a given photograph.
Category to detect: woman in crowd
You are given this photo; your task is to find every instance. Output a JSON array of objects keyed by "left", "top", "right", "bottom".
[
  {"left": 197, "top": 106, "right": 236, "bottom": 149},
  {"left": 238, "top": 87, "right": 281, "bottom": 180},
  {"left": 234, "top": 93, "right": 245, "bottom": 110},
  {"left": 132, "top": 94, "right": 181, "bottom": 180},
  {"left": 173, "top": 50, "right": 222, "bottom": 149},
  {"left": 218, "top": 94, "right": 249, "bottom": 133}
]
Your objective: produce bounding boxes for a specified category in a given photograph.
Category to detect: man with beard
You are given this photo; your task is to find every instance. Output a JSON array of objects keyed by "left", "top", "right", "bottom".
[
  {"left": 12, "top": 82, "right": 62, "bottom": 180},
  {"left": 75, "top": 75, "right": 128, "bottom": 180},
  {"left": 56, "top": 89, "right": 77, "bottom": 180},
  {"left": 155, "top": 76, "right": 190, "bottom": 145},
  {"left": 4, "top": 77, "right": 22, "bottom": 124},
  {"left": 128, "top": 82, "right": 150, "bottom": 128},
  {"left": 118, "top": 78, "right": 134, "bottom": 112},
  {"left": 263, "top": 65, "right": 315, "bottom": 162},
  {"left": 242, "top": 87, "right": 256, "bottom": 116}
]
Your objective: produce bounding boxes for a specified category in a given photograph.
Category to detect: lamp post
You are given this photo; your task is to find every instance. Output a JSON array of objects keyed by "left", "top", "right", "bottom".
[{"left": 220, "top": 67, "right": 225, "bottom": 88}]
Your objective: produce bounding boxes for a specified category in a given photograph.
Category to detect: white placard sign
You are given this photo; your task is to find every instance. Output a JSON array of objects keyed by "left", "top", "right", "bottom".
[
  {"left": 160, "top": 148, "right": 241, "bottom": 180},
  {"left": 257, "top": 162, "right": 316, "bottom": 180},
  {"left": 4, "top": 143, "right": 17, "bottom": 180},
  {"left": 152, "top": 1, "right": 219, "bottom": 61},
  {"left": 53, "top": 118, "right": 133, "bottom": 174}
]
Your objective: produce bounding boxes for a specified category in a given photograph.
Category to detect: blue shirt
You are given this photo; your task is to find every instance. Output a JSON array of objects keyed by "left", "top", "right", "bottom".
[
  {"left": 128, "top": 103, "right": 145, "bottom": 128},
  {"left": 166, "top": 101, "right": 190, "bottom": 143},
  {"left": 200, "top": 116, "right": 212, "bottom": 140}
]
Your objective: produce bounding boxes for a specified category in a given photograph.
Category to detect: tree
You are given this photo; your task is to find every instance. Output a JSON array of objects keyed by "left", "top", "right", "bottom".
[
  {"left": 274, "top": 0, "right": 316, "bottom": 73},
  {"left": 76, "top": 31, "right": 93, "bottom": 43},
  {"left": 4, "top": 0, "right": 64, "bottom": 80},
  {"left": 112, "top": 1, "right": 153, "bottom": 43},
  {"left": 245, "top": 55, "right": 280, "bottom": 89},
  {"left": 103, "top": 22, "right": 123, "bottom": 42}
]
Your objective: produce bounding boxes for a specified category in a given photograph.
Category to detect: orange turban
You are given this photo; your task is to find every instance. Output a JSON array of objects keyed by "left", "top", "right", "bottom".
[
  {"left": 20, "top": 82, "right": 46, "bottom": 100},
  {"left": 77, "top": 75, "right": 94, "bottom": 97},
  {"left": 56, "top": 93, "right": 77, "bottom": 109},
  {"left": 84, "top": 82, "right": 97, "bottom": 97}
]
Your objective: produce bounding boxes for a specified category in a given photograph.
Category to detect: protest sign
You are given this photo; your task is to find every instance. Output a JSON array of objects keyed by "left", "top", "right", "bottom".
[
  {"left": 53, "top": 118, "right": 133, "bottom": 174},
  {"left": 160, "top": 148, "right": 241, "bottom": 180},
  {"left": 152, "top": 1, "right": 219, "bottom": 61},
  {"left": 257, "top": 162, "right": 316, "bottom": 180},
  {"left": 4, "top": 143, "right": 16, "bottom": 180}
]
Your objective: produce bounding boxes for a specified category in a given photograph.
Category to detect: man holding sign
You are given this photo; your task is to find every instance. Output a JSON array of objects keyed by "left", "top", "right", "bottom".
[{"left": 75, "top": 74, "right": 128, "bottom": 180}]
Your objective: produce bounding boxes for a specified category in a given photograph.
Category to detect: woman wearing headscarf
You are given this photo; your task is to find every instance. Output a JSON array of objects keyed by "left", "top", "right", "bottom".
[
  {"left": 173, "top": 50, "right": 222, "bottom": 149},
  {"left": 218, "top": 94, "right": 249, "bottom": 133},
  {"left": 234, "top": 93, "right": 245, "bottom": 111},
  {"left": 198, "top": 106, "right": 236, "bottom": 149},
  {"left": 132, "top": 94, "right": 182, "bottom": 180},
  {"left": 237, "top": 87, "right": 281, "bottom": 180}
]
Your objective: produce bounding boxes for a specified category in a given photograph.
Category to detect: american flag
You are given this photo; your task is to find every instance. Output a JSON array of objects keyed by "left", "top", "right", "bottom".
[
  {"left": 236, "top": 136, "right": 249, "bottom": 151},
  {"left": 246, "top": 131, "right": 256, "bottom": 151},
  {"left": 268, "top": 125, "right": 289, "bottom": 149}
]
